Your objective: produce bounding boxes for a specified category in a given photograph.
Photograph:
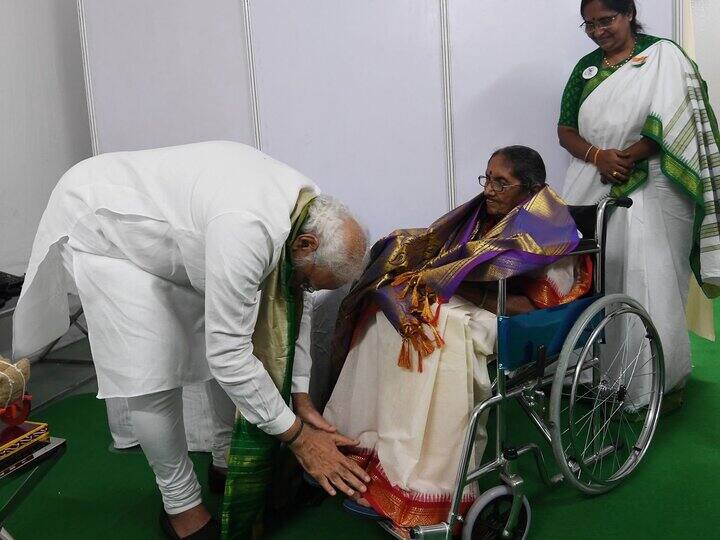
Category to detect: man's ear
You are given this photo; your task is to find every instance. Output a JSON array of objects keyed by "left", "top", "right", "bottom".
[{"left": 291, "top": 233, "right": 319, "bottom": 255}]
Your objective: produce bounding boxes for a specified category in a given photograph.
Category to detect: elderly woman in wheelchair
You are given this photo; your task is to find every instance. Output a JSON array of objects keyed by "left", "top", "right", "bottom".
[{"left": 324, "top": 146, "right": 662, "bottom": 539}]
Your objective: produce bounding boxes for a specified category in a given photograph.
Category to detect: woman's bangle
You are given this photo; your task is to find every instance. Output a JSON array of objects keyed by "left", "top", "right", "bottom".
[
  {"left": 592, "top": 147, "right": 601, "bottom": 166},
  {"left": 286, "top": 419, "right": 305, "bottom": 446},
  {"left": 583, "top": 145, "right": 595, "bottom": 162}
]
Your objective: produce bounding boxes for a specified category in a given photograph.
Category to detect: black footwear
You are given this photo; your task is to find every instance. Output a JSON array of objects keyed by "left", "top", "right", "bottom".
[
  {"left": 208, "top": 463, "right": 227, "bottom": 495},
  {"left": 159, "top": 510, "right": 221, "bottom": 540},
  {"left": 342, "top": 498, "right": 386, "bottom": 521}
]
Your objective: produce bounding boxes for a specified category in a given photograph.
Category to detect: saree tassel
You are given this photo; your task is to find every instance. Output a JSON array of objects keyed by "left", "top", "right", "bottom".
[
  {"left": 412, "top": 331, "right": 436, "bottom": 358},
  {"left": 392, "top": 271, "right": 414, "bottom": 287},
  {"left": 421, "top": 295, "right": 433, "bottom": 322},
  {"left": 431, "top": 302, "right": 443, "bottom": 325},
  {"left": 398, "top": 275, "right": 417, "bottom": 300},
  {"left": 411, "top": 284, "right": 421, "bottom": 309},
  {"left": 430, "top": 323, "right": 446, "bottom": 349},
  {"left": 398, "top": 338, "right": 413, "bottom": 371}
]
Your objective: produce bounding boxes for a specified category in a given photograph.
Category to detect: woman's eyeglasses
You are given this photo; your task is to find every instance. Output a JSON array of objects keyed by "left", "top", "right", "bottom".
[
  {"left": 580, "top": 13, "right": 619, "bottom": 34},
  {"left": 478, "top": 175, "right": 521, "bottom": 193}
]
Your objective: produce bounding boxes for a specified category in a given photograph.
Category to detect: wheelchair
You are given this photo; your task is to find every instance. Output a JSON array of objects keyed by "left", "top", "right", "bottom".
[{"left": 380, "top": 197, "right": 664, "bottom": 540}]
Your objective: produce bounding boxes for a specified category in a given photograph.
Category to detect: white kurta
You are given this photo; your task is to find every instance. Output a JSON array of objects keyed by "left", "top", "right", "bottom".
[{"left": 13, "top": 141, "right": 318, "bottom": 435}]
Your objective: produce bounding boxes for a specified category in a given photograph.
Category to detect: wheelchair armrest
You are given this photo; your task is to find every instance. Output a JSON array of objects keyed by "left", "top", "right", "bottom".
[
  {"left": 571, "top": 238, "right": 599, "bottom": 255},
  {"left": 613, "top": 196, "right": 633, "bottom": 208}
]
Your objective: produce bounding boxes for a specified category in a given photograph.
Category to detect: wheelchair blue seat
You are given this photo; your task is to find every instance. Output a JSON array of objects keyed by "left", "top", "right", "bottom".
[{"left": 497, "top": 294, "right": 601, "bottom": 371}]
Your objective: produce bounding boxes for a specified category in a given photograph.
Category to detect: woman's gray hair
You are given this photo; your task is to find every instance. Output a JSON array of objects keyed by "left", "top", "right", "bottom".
[
  {"left": 299, "top": 195, "right": 368, "bottom": 284},
  {"left": 491, "top": 145, "right": 547, "bottom": 191}
]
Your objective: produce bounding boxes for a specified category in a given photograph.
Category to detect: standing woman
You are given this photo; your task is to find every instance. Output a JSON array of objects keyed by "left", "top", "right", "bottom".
[{"left": 558, "top": 0, "right": 720, "bottom": 401}]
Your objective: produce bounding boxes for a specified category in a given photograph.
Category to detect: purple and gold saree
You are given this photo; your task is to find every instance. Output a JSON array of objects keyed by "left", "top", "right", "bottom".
[{"left": 331, "top": 185, "right": 581, "bottom": 375}]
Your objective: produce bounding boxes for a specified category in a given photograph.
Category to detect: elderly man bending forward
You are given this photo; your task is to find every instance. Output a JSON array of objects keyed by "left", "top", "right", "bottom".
[{"left": 12, "top": 141, "right": 370, "bottom": 539}]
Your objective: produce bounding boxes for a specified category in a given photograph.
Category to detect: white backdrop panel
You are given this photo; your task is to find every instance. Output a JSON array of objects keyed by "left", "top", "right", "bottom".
[
  {"left": 80, "top": 0, "right": 255, "bottom": 153},
  {"left": 450, "top": 0, "right": 675, "bottom": 204},
  {"left": 693, "top": 0, "right": 720, "bottom": 113},
  {"left": 250, "top": 0, "right": 448, "bottom": 239}
]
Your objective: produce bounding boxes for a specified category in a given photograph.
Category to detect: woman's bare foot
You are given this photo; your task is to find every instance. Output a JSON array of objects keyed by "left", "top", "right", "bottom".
[{"left": 168, "top": 503, "right": 212, "bottom": 538}]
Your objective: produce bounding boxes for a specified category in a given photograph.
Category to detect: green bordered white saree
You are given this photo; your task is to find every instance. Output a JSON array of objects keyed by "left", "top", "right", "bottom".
[
  {"left": 559, "top": 35, "right": 720, "bottom": 398},
  {"left": 560, "top": 34, "right": 720, "bottom": 295}
]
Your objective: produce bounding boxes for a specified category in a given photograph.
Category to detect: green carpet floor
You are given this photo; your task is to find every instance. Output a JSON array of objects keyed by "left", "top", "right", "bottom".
[{"left": 3, "top": 303, "right": 719, "bottom": 539}]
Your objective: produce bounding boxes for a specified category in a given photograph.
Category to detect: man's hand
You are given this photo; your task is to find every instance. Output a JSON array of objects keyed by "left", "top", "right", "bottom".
[
  {"left": 289, "top": 423, "right": 370, "bottom": 497},
  {"left": 292, "top": 392, "right": 336, "bottom": 433}
]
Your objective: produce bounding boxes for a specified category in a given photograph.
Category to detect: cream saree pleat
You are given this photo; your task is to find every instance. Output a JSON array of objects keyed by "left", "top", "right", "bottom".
[{"left": 324, "top": 296, "right": 495, "bottom": 527}]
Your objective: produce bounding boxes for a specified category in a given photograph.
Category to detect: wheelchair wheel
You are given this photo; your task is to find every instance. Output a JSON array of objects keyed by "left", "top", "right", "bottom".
[
  {"left": 549, "top": 294, "right": 664, "bottom": 495},
  {"left": 462, "top": 485, "right": 530, "bottom": 540}
]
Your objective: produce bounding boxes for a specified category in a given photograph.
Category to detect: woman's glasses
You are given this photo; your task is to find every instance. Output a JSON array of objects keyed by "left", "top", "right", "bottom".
[
  {"left": 580, "top": 13, "right": 619, "bottom": 34},
  {"left": 478, "top": 175, "right": 521, "bottom": 193}
]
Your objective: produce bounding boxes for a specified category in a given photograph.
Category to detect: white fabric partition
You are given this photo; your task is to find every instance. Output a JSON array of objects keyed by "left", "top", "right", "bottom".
[
  {"left": 78, "top": 0, "right": 256, "bottom": 153},
  {"left": 249, "top": 0, "right": 450, "bottom": 238},
  {"left": 450, "top": 0, "right": 675, "bottom": 203},
  {"left": 692, "top": 0, "right": 720, "bottom": 113},
  {"left": 77, "top": 0, "right": 678, "bottom": 451}
]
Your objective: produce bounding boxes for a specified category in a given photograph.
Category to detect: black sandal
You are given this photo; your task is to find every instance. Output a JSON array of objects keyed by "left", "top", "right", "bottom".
[
  {"left": 207, "top": 463, "right": 227, "bottom": 495},
  {"left": 159, "top": 510, "right": 221, "bottom": 540}
]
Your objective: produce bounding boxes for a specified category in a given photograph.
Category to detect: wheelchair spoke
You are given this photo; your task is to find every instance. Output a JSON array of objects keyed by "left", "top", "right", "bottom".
[
  {"left": 561, "top": 385, "right": 596, "bottom": 414},
  {"left": 583, "top": 402, "right": 599, "bottom": 464},
  {"left": 592, "top": 397, "right": 614, "bottom": 475},
  {"left": 604, "top": 331, "right": 629, "bottom": 379},
  {"left": 622, "top": 412, "right": 639, "bottom": 444},
  {"left": 565, "top": 389, "right": 618, "bottom": 437},
  {"left": 610, "top": 338, "right": 646, "bottom": 391},
  {"left": 616, "top": 416, "right": 633, "bottom": 469},
  {"left": 563, "top": 386, "right": 613, "bottom": 434},
  {"left": 618, "top": 341, "right": 649, "bottom": 384},
  {"left": 604, "top": 313, "right": 639, "bottom": 377},
  {"left": 582, "top": 400, "right": 624, "bottom": 457},
  {"left": 613, "top": 416, "right": 622, "bottom": 471}
]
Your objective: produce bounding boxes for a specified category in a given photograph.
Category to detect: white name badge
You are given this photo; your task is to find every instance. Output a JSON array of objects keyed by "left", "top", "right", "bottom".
[{"left": 582, "top": 66, "right": 599, "bottom": 80}]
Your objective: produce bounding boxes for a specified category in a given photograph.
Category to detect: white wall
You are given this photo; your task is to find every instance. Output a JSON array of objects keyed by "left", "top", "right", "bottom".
[
  {"left": 0, "top": 0, "right": 92, "bottom": 275},
  {"left": 693, "top": 0, "right": 720, "bottom": 113},
  {"left": 250, "top": 0, "right": 449, "bottom": 238},
  {"left": 78, "top": 0, "right": 256, "bottom": 153},
  {"left": 450, "top": 0, "right": 675, "bottom": 203},
  {"left": 78, "top": 1, "right": 675, "bottom": 239},
  {"left": 0, "top": 0, "right": 92, "bottom": 357}
]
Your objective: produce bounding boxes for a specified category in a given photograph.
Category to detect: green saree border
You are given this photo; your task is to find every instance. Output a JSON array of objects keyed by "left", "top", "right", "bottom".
[
  {"left": 577, "top": 34, "right": 661, "bottom": 112},
  {"left": 609, "top": 112, "right": 710, "bottom": 292},
  {"left": 605, "top": 38, "right": 720, "bottom": 296}
]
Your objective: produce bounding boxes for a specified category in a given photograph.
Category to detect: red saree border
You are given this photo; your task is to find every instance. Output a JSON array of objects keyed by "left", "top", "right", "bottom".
[{"left": 347, "top": 449, "right": 474, "bottom": 529}]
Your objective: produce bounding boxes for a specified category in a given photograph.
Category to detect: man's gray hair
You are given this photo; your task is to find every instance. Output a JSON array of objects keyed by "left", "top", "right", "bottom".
[{"left": 299, "top": 195, "right": 368, "bottom": 284}]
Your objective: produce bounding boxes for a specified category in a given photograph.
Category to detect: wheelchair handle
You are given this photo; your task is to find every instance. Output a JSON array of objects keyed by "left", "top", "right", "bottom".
[
  {"left": 593, "top": 196, "right": 632, "bottom": 294},
  {"left": 611, "top": 196, "right": 633, "bottom": 208}
]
